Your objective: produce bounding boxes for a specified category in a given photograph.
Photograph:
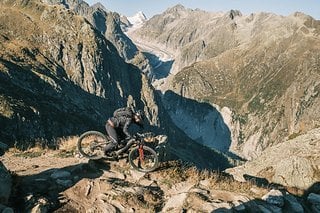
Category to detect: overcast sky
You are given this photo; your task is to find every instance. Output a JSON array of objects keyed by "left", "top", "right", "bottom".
[{"left": 85, "top": 0, "right": 320, "bottom": 20}]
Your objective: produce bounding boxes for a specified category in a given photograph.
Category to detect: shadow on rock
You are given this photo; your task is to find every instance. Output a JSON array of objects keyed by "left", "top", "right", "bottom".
[
  {"left": 9, "top": 159, "right": 107, "bottom": 212},
  {"left": 212, "top": 177, "right": 320, "bottom": 212}
]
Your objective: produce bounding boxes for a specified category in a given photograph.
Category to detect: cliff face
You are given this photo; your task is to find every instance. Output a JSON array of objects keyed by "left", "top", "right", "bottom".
[
  {"left": 43, "top": 0, "right": 139, "bottom": 62},
  {"left": 129, "top": 5, "right": 320, "bottom": 159},
  {"left": 0, "top": 0, "right": 143, "bottom": 147}
]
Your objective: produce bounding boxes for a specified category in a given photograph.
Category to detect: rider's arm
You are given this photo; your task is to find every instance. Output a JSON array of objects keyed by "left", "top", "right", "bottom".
[{"left": 123, "top": 118, "right": 132, "bottom": 138}]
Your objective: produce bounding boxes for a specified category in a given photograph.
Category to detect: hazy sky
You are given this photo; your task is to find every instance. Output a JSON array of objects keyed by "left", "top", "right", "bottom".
[{"left": 85, "top": 0, "right": 320, "bottom": 20}]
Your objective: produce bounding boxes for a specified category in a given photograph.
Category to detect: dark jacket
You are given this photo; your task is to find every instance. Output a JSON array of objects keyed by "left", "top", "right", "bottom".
[{"left": 109, "top": 116, "right": 133, "bottom": 138}]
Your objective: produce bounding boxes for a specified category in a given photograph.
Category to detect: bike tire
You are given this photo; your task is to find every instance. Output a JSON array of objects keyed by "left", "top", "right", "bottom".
[
  {"left": 128, "top": 146, "right": 159, "bottom": 172},
  {"left": 77, "top": 131, "right": 108, "bottom": 160}
]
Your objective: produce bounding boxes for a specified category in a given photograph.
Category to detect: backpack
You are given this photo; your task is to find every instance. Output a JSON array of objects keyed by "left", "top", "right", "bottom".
[{"left": 113, "top": 107, "right": 133, "bottom": 118}]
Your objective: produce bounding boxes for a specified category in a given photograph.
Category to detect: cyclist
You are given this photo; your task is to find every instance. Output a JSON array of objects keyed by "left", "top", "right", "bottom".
[{"left": 104, "top": 107, "right": 144, "bottom": 156}]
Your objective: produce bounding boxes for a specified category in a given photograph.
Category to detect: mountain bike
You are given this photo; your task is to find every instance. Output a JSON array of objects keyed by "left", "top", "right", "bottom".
[{"left": 77, "top": 131, "right": 161, "bottom": 172}]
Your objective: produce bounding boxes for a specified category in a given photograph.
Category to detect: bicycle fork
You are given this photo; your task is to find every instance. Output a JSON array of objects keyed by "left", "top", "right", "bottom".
[{"left": 138, "top": 145, "right": 144, "bottom": 163}]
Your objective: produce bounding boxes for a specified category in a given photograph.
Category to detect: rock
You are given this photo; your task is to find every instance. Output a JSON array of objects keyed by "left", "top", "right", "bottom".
[
  {"left": 0, "top": 142, "right": 8, "bottom": 156},
  {"left": 312, "top": 205, "right": 320, "bottom": 213},
  {"left": 162, "top": 192, "right": 188, "bottom": 212},
  {"left": 257, "top": 204, "right": 273, "bottom": 213},
  {"left": 262, "top": 189, "right": 284, "bottom": 207},
  {"left": 30, "top": 203, "right": 48, "bottom": 213},
  {"left": 283, "top": 193, "right": 304, "bottom": 213},
  {"left": 259, "top": 203, "right": 283, "bottom": 213},
  {"left": 226, "top": 129, "right": 320, "bottom": 190},
  {"left": 233, "top": 200, "right": 246, "bottom": 211},
  {"left": 0, "top": 162, "right": 11, "bottom": 205},
  {"left": 189, "top": 188, "right": 210, "bottom": 195},
  {"left": 199, "top": 179, "right": 210, "bottom": 187},
  {"left": 308, "top": 193, "right": 320, "bottom": 204},
  {"left": 29, "top": 197, "right": 49, "bottom": 213},
  {"left": 56, "top": 179, "right": 73, "bottom": 187},
  {"left": 0, "top": 142, "right": 8, "bottom": 149},
  {"left": 50, "top": 170, "right": 71, "bottom": 179},
  {"left": 129, "top": 169, "right": 146, "bottom": 181}
]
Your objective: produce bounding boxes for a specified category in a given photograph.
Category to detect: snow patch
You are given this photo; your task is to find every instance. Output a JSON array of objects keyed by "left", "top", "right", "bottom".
[{"left": 127, "top": 11, "right": 147, "bottom": 29}]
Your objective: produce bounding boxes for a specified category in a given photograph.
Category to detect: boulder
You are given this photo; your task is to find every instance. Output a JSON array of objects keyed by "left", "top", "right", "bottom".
[
  {"left": 0, "top": 162, "right": 11, "bottom": 205},
  {"left": 0, "top": 142, "right": 8, "bottom": 156},
  {"left": 262, "top": 189, "right": 284, "bottom": 207},
  {"left": 226, "top": 128, "right": 320, "bottom": 190}
]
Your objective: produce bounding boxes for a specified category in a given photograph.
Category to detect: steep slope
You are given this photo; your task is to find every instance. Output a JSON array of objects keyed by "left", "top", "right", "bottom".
[
  {"left": 43, "top": 0, "right": 140, "bottom": 62},
  {"left": 128, "top": 5, "right": 239, "bottom": 74},
  {"left": 0, "top": 0, "right": 140, "bottom": 146},
  {"left": 129, "top": 5, "right": 320, "bottom": 159},
  {"left": 169, "top": 12, "right": 320, "bottom": 159},
  {"left": 0, "top": 0, "right": 233, "bottom": 169}
]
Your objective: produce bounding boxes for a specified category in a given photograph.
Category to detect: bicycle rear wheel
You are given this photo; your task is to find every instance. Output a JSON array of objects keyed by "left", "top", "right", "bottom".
[
  {"left": 77, "top": 131, "right": 107, "bottom": 160},
  {"left": 128, "top": 146, "right": 159, "bottom": 172}
]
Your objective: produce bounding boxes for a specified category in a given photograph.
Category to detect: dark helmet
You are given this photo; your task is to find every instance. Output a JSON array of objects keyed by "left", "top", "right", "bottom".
[
  {"left": 134, "top": 110, "right": 144, "bottom": 128},
  {"left": 135, "top": 110, "right": 144, "bottom": 120},
  {"left": 134, "top": 110, "right": 144, "bottom": 121}
]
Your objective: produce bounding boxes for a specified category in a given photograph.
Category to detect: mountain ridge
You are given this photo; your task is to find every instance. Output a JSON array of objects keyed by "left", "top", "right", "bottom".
[{"left": 127, "top": 4, "right": 320, "bottom": 159}]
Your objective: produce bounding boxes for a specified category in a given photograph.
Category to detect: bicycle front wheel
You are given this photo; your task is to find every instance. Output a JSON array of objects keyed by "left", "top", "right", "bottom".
[
  {"left": 128, "top": 146, "right": 159, "bottom": 172},
  {"left": 77, "top": 131, "right": 107, "bottom": 160}
]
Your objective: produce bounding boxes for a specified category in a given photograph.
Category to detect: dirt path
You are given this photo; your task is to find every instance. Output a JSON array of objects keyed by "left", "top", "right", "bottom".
[{"left": 1, "top": 151, "right": 85, "bottom": 177}]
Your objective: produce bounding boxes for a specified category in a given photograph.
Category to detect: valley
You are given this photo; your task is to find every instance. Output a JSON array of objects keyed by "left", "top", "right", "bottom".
[{"left": 0, "top": 0, "right": 320, "bottom": 212}]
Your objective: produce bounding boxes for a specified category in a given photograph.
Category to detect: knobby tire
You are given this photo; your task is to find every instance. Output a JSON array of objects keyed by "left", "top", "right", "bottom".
[
  {"left": 128, "top": 146, "right": 159, "bottom": 172},
  {"left": 77, "top": 131, "right": 108, "bottom": 160}
]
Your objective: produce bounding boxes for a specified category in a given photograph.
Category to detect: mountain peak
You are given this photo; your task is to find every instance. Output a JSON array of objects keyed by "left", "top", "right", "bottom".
[
  {"left": 127, "top": 11, "right": 147, "bottom": 26},
  {"left": 165, "top": 4, "right": 186, "bottom": 13},
  {"left": 90, "top": 2, "right": 107, "bottom": 12},
  {"left": 171, "top": 4, "right": 185, "bottom": 11},
  {"left": 228, "top": 9, "right": 242, "bottom": 20}
]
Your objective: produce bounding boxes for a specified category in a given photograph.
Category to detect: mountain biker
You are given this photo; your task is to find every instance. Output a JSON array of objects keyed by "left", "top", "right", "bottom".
[{"left": 104, "top": 107, "right": 144, "bottom": 156}]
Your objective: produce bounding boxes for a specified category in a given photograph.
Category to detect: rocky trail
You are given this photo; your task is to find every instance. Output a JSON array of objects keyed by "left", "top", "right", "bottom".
[{"left": 1, "top": 146, "right": 319, "bottom": 212}]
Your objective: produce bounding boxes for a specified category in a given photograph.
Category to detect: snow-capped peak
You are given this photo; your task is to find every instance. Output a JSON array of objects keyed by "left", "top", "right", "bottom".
[{"left": 127, "top": 11, "right": 147, "bottom": 26}]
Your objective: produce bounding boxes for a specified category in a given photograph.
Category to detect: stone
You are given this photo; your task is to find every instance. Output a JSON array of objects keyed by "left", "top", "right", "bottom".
[
  {"left": 262, "top": 189, "right": 284, "bottom": 207},
  {"left": 226, "top": 129, "right": 320, "bottom": 190},
  {"left": 56, "top": 179, "right": 73, "bottom": 187},
  {"left": 308, "top": 193, "right": 320, "bottom": 204},
  {"left": 0, "top": 162, "right": 11, "bottom": 205},
  {"left": 50, "top": 170, "right": 71, "bottom": 179},
  {"left": 283, "top": 193, "right": 304, "bottom": 213}
]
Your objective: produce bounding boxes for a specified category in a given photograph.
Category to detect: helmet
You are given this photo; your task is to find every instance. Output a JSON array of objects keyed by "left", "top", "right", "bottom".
[
  {"left": 134, "top": 109, "right": 144, "bottom": 128},
  {"left": 135, "top": 110, "right": 144, "bottom": 120}
]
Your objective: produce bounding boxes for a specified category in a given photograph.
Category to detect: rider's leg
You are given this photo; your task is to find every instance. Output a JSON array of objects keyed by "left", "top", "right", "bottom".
[{"left": 105, "top": 123, "right": 118, "bottom": 154}]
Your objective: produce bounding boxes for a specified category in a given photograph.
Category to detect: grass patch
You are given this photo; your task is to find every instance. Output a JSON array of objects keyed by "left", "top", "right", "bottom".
[
  {"left": 155, "top": 161, "right": 264, "bottom": 198},
  {"left": 56, "top": 136, "right": 78, "bottom": 151},
  {"left": 288, "top": 132, "right": 302, "bottom": 140},
  {"left": 10, "top": 144, "right": 46, "bottom": 158}
]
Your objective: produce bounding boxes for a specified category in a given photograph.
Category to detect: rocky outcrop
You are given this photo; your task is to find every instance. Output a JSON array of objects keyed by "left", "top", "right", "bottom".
[
  {"left": 2, "top": 149, "right": 317, "bottom": 212},
  {"left": 43, "top": 0, "right": 140, "bottom": 62},
  {"left": 0, "top": 140, "right": 12, "bottom": 211},
  {"left": 226, "top": 128, "right": 320, "bottom": 190}
]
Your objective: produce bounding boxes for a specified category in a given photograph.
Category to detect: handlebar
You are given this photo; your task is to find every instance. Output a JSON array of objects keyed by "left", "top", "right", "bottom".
[{"left": 134, "top": 132, "right": 155, "bottom": 139}]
